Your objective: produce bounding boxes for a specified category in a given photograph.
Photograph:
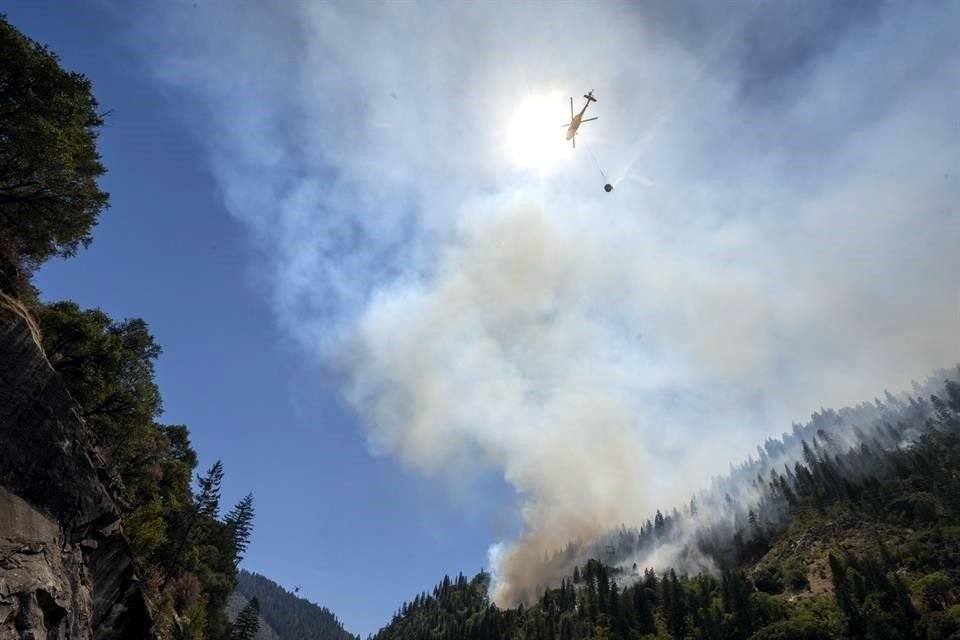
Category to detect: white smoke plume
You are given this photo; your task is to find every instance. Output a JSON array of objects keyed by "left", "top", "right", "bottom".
[{"left": 131, "top": 0, "right": 960, "bottom": 605}]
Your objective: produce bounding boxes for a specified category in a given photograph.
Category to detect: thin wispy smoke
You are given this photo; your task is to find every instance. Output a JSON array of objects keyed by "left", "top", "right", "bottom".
[{"left": 135, "top": 0, "right": 960, "bottom": 606}]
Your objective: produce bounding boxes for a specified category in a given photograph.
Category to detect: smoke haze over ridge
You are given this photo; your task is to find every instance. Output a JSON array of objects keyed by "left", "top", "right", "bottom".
[{"left": 130, "top": 0, "right": 960, "bottom": 605}]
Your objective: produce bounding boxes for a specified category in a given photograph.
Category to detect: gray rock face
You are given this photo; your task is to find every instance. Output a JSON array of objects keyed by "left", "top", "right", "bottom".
[
  {"left": 0, "top": 486, "right": 88, "bottom": 639},
  {"left": 0, "top": 295, "right": 154, "bottom": 639}
]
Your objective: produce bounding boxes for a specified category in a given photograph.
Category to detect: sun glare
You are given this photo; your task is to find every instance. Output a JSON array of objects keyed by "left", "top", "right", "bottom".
[{"left": 505, "top": 93, "right": 570, "bottom": 172}]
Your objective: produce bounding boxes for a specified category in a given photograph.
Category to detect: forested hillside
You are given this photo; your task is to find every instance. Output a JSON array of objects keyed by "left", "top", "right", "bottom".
[
  {"left": 235, "top": 570, "right": 359, "bottom": 640},
  {"left": 504, "top": 370, "right": 960, "bottom": 600},
  {"left": 371, "top": 376, "right": 960, "bottom": 639}
]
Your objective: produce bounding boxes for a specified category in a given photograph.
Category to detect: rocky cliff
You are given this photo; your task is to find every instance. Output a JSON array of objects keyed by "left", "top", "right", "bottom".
[{"left": 0, "top": 294, "right": 153, "bottom": 639}]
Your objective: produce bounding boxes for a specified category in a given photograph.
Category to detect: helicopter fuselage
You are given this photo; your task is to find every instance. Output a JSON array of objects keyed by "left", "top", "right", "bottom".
[
  {"left": 563, "top": 91, "right": 596, "bottom": 146},
  {"left": 565, "top": 113, "right": 584, "bottom": 140}
]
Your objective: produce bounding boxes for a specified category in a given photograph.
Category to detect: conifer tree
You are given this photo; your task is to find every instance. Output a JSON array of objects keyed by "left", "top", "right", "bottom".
[
  {"left": 231, "top": 597, "right": 260, "bottom": 640},
  {"left": 162, "top": 459, "right": 224, "bottom": 586},
  {"left": 226, "top": 492, "right": 255, "bottom": 566}
]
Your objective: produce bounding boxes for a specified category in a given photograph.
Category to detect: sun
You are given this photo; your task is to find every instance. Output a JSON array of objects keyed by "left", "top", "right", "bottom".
[{"left": 505, "top": 92, "right": 570, "bottom": 171}]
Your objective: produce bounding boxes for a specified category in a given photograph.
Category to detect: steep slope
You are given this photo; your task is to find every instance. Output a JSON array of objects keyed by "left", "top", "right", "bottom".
[
  {"left": 370, "top": 374, "right": 960, "bottom": 639},
  {"left": 0, "top": 294, "right": 153, "bottom": 638},
  {"left": 235, "top": 570, "right": 357, "bottom": 640},
  {"left": 501, "top": 369, "right": 960, "bottom": 603}
]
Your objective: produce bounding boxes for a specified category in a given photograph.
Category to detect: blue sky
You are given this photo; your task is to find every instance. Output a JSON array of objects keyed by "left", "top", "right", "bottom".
[
  {"left": 6, "top": 1, "right": 959, "bottom": 636},
  {"left": 4, "top": 2, "right": 519, "bottom": 636}
]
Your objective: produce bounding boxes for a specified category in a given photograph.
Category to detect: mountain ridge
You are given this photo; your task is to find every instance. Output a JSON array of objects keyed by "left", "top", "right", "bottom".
[
  {"left": 368, "top": 367, "right": 960, "bottom": 639},
  {"left": 234, "top": 569, "right": 358, "bottom": 640}
]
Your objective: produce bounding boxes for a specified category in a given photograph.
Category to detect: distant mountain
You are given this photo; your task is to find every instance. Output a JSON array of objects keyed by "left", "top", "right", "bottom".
[{"left": 234, "top": 569, "right": 358, "bottom": 640}]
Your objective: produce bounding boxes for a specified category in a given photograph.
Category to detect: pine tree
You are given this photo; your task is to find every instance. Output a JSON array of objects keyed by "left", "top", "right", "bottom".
[
  {"left": 231, "top": 597, "right": 260, "bottom": 640},
  {"left": 162, "top": 459, "right": 224, "bottom": 586},
  {"left": 828, "top": 554, "right": 862, "bottom": 637},
  {"left": 226, "top": 492, "right": 255, "bottom": 565},
  {"left": 666, "top": 570, "right": 687, "bottom": 639},
  {"left": 196, "top": 459, "right": 225, "bottom": 518},
  {"left": 633, "top": 581, "right": 655, "bottom": 635},
  {"left": 597, "top": 564, "right": 610, "bottom": 614}
]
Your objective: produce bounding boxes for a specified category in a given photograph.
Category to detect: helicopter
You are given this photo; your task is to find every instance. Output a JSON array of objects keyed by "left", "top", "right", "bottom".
[{"left": 562, "top": 90, "right": 598, "bottom": 149}]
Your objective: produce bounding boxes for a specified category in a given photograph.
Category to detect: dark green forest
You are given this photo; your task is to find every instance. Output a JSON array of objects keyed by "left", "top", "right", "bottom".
[
  {"left": 369, "top": 378, "right": 960, "bottom": 639},
  {"left": 1, "top": 13, "right": 256, "bottom": 640}
]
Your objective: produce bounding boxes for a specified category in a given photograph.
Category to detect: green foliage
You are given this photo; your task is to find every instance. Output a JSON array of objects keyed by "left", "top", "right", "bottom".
[
  {"left": 230, "top": 597, "right": 260, "bottom": 640},
  {"left": 749, "top": 592, "right": 788, "bottom": 628},
  {"left": 747, "top": 616, "right": 833, "bottom": 640},
  {"left": 151, "top": 459, "right": 251, "bottom": 639},
  {"left": 33, "top": 300, "right": 250, "bottom": 639},
  {"left": 887, "top": 492, "right": 939, "bottom": 525},
  {"left": 828, "top": 551, "right": 924, "bottom": 639},
  {"left": 781, "top": 560, "right": 809, "bottom": 592},
  {"left": 125, "top": 495, "right": 169, "bottom": 560},
  {"left": 753, "top": 566, "right": 784, "bottom": 595},
  {"left": 912, "top": 572, "right": 952, "bottom": 612},
  {"left": 226, "top": 493, "right": 255, "bottom": 566},
  {"left": 34, "top": 301, "right": 162, "bottom": 444},
  {"left": 372, "top": 561, "right": 838, "bottom": 640},
  {"left": 0, "top": 14, "right": 109, "bottom": 296}
]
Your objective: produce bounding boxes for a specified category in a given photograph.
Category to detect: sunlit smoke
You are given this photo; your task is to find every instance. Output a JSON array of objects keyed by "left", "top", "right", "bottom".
[
  {"left": 345, "top": 199, "right": 662, "bottom": 606},
  {"left": 136, "top": 0, "right": 960, "bottom": 609}
]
